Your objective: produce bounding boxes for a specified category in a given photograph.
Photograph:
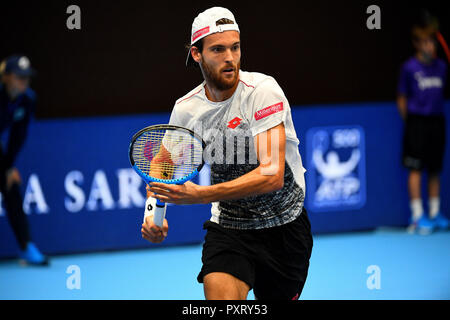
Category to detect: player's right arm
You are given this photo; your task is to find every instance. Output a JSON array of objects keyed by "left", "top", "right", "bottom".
[
  {"left": 396, "top": 62, "right": 409, "bottom": 121},
  {"left": 396, "top": 94, "right": 407, "bottom": 120}
]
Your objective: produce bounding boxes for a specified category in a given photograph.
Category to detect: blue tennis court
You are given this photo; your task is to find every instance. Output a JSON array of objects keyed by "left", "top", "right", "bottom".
[{"left": 1, "top": 228, "right": 449, "bottom": 300}]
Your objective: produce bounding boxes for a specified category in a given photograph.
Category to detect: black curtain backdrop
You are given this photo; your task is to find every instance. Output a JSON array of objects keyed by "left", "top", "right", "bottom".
[{"left": 0, "top": 0, "right": 448, "bottom": 119}]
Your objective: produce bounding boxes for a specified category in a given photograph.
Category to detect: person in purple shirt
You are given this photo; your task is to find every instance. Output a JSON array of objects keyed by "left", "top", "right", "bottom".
[{"left": 397, "top": 13, "right": 449, "bottom": 234}]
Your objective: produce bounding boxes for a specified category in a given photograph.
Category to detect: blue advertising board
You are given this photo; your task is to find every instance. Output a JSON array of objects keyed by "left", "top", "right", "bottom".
[
  {"left": 1, "top": 101, "right": 449, "bottom": 258},
  {"left": 296, "top": 102, "right": 450, "bottom": 233},
  {"left": 0, "top": 113, "right": 212, "bottom": 258}
]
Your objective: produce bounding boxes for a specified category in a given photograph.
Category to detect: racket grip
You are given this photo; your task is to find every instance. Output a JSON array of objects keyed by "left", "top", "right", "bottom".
[
  {"left": 153, "top": 198, "right": 167, "bottom": 228},
  {"left": 143, "top": 196, "right": 167, "bottom": 228},
  {"left": 144, "top": 197, "right": 167, "bottom": 228},
  {"left": 143, "top": 196, "right": 156, "bottom": 223}
]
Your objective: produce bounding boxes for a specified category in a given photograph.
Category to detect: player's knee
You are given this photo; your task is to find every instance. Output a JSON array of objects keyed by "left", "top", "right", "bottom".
[{"left": 203, "top": 272, "right": 248, "bottom": 300}]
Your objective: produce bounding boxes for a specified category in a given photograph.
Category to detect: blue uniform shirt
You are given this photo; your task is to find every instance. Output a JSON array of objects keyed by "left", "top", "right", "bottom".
[{"left": 0, "top": 83, "right": 36, "bottom": 170}]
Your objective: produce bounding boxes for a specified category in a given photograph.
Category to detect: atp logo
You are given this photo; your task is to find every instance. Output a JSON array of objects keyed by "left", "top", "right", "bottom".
[{"left": 306, "top": 125, "right": 366, "bottom": 212}]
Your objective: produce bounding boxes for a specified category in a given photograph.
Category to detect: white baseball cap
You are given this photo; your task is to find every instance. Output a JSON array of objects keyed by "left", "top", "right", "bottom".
[{"left": 186, "top": 7, "right": 240, "bottom": 66}]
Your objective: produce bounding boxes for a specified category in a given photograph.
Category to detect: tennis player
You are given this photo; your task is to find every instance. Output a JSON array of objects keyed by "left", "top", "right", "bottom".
[
  {"left": 397, "top": 12, "right": 449, "bottom": 235},
  {"left": 0, "top": 55, "right": 48, "bottom": 265},
  {"left": 142, "top": 7, "right": 312, "bottom": 300}
]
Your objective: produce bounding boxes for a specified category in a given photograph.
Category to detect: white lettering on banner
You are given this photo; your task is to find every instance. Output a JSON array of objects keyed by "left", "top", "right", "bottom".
[
  {"left": 0, "top": 168, "right": 155, "bottom": 217},
  {"left": 65, "top": 170, "right": 86, "bottom": 213},
  {"left": 86, "top": 170, "right": 115, "bottom": 211},
  {"left": 23, "top": 174, "right": 49, "bottom": 214},
  {"left": 117, "top": 168, "right": 145, "bottom": 209}
]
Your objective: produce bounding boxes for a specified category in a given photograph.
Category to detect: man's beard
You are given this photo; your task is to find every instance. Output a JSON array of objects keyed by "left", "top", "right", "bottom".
[{"left": 200, "top": 59, "right": 240, "bottom": 91}]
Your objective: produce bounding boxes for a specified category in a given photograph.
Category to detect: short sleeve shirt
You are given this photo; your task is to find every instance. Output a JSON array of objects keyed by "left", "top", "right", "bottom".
[
  {"left": 397, "top": 57, "right": 447, "bottom": 115},
  {"left": 169, "top": 70, "right": 306, "bottom": 230}
]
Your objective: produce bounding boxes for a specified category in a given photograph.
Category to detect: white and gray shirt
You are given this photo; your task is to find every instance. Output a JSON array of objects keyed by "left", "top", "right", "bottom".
[{"left": 169, "top": 70, "right": 306, "bottom": 229}]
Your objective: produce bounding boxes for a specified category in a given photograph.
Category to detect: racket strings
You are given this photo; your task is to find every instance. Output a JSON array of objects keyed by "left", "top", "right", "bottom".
[{"left": 132, "top": 129, "right": 203, "bottom": 181}]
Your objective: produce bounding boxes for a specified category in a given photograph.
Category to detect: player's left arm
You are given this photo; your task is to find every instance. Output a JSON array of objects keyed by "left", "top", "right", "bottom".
[{"left": 148, "top": 122, "right": 286, "bottom": 204}]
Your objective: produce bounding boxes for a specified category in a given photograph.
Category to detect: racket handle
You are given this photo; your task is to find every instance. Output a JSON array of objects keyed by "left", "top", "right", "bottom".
[
  {"left": 143, "top": 196, "right": 167, "bottom": 228},
  {"left": 143, "top": 196, "right": 156, "bottom": 223},
  {"left": 153, "top": 198, "right": 167, "bottom": 228}
]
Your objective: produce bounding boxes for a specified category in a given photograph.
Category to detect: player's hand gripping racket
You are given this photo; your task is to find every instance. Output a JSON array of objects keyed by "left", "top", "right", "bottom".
[{"left": 129, "top": 124, "right": 205, "bottom": 227}]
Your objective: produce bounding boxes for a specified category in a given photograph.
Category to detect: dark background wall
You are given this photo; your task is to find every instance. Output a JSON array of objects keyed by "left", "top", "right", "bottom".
[{"left": 0, "top": 0, "right": 448, "bottom": 119}]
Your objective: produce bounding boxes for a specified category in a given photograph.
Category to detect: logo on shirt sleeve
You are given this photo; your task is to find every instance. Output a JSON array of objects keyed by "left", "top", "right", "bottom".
[{"left": 254, "top": 102, "right": 283, "bottom": 121}]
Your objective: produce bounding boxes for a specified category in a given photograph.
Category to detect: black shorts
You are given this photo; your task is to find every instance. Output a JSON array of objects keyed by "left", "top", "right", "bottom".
[
  {"left": 197, "top": 207, "right": 313, "bottom": 300},
  {"left": 402, "top": 113, "right": 446, "bottom": 174}
]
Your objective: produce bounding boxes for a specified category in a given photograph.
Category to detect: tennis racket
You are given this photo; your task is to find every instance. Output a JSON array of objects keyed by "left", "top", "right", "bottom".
[
  {"left": 436, "top": 31, "right": 450, "bottom": 64},
  {"left": 129, "top": 124, "right": 205, "bottom": 227}
]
